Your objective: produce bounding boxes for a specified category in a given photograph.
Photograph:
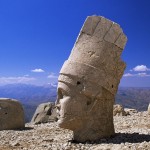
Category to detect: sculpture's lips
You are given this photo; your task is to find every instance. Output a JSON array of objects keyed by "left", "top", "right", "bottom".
[
  {"left": 57, "top": 117, "right": 69, "bottom": 127},
  {"left": 56, "top": 111, "right": 69, "bottom": 123},
  {"left": 57, "top": 116, "right": 77, "bottom": 129},
  {"left": 57, "top": 114, "right": 75, "bottom": 124},
  {"left": 56, "top": 108, "right": 72, "bottom": 119}
]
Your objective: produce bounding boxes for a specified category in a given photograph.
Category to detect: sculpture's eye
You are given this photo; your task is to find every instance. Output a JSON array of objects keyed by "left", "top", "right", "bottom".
[
  {"left": 77, "top": 81, "right": 81, "bottom": 85},
  {"left": 87, "top": 100, "right": 91, "bottom": 106}
]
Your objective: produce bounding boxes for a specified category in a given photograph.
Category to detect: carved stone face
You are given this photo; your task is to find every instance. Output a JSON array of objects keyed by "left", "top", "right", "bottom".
[
  {"left": 56, "top": 82, "right": 89, "bottom": 130},
  {"left": 56, "top": 81, "right": 115, "bottom": 142},
  {"left": 56, "top": 80, "right": 113, "bottom": 129}
]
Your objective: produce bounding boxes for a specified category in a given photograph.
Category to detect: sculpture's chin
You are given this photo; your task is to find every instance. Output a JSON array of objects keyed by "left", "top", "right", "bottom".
[
  {"left": 57, "top": 117, "right": 82, "bottom": 130},
  {"left": 57, "top": 117, "right": 71, "bottom": 129},
  {"left": 57, "top": 118, "right": 66, "bottom": 127}
]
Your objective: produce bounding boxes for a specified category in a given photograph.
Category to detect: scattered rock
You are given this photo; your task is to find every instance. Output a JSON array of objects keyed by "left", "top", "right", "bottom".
[
  {"left": 148, "top": 103, "right": 150, "bottom": 115},
  {"left": 0, "top": 111, "right": 149, "bottom": 149},
  {"left": 11, "top": 141, "right": 20, "bottom": 146},
  {"left": 124, "top": 108, "right": 138, "bottom": 115},
  {"left": 0, "top": 98, "right": 25, "bottom": 130},
  {"left": 31, "top": 102, "right": 57, "bottom": 124},
  {"left": 113, "top": 104, "right": 127, "bottom": 116}
]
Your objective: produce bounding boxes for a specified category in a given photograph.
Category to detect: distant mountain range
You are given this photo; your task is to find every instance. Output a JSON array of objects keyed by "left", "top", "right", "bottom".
[
  {"left": 116, "top": 87, "right": 150, "bottom": 111},
  {"left": 0, "top": 84, "right": 57, "bottom": 122},
  {"left": 0, "top": 84, "right": 149, "bottom": 122}
]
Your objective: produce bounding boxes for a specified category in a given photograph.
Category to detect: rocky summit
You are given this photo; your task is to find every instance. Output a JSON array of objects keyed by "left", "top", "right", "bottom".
[{"left": 0, "top": 111, "right": 149, "bottom": 150}]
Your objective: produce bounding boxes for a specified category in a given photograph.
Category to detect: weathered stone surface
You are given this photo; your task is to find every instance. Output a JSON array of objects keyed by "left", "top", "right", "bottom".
[
  {"left": 31, "top": 102, "right": 57, "bottom": 124},
  {"left": 148, "top": 103, "right": 150, "bottom": 115},
  {"left": 113, "top": 104, "right": 126, "bottom": 116},
  {"left": 0, "top": 98, "right": 25, "bottom": 130},
  {"left": 56, "top": 15, "right": 127, "bottom": 142}
]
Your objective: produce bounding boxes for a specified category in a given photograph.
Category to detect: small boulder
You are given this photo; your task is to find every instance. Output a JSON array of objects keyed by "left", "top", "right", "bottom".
[
  {"left": 113, "top": 104, "right": 126, "bottom": 116},
  {"left": 124, "top": 108, "right": 137, "bottom": 115},
  {"left": 0, "top": 98, "right": 25, "bottom": 130},
  {"left": 148, "top": 103, "right": 150, "bottom": 115},
  {"left": 31, "top": 102, "right": 57, "bottom": 124}
]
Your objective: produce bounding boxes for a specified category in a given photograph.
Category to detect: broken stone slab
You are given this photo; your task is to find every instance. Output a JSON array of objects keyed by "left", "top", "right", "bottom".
[
  {"left": 0, "top": 98, "right": 25, "bottom": 130},
  {"left": 56, "top": 15, "right": 127, "bottom": 142},
  {"left": 113, "top": 104, "right": 127, "bottom": 116},
  {"left": 31, "top": 102, "right": 57, "bottom": 124}
]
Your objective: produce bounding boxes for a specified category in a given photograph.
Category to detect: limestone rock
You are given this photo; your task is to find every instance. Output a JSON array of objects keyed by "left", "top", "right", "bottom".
[
  {"left": 124, "top": 108, "right": 138, "bottom": 115},
  {"left": 113, "top": 104, "right": 126, "bottom": 116},
  {"left": 148, "top": 103, "right": 150, "bottom": 114},
  {"left": 0, "top": 98, "right": 25, "bottom": 130},
  {"left": 56, "top": 15, "right": 127, "bottom": 142},
  {"left": 31, "top": 102, "right": 57, "bottom": 124}
]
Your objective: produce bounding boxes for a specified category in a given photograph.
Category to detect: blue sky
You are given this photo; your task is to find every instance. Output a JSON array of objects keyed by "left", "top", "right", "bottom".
[{"left": 0, "top": 0, "right": 150, "bottom": 87}]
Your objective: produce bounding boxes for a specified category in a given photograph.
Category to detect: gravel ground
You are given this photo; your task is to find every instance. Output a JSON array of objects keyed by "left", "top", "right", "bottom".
[{"left": 0, "top": 111, "right": 149, "bottom": 150}]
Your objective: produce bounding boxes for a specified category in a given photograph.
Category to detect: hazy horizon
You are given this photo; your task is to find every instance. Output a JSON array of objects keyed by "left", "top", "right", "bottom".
[{"left": 1, "top": 83, "right": 150, "bottom": 89}]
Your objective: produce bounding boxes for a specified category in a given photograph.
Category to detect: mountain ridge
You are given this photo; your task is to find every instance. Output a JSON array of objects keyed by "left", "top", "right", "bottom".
[{"left": 0, "top": 84, "right": 149, "bottom": 122}]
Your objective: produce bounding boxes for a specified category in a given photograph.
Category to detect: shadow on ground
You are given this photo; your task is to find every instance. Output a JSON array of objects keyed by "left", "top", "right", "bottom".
[
  {"left": 14, "top": 127, "right": 34, "bottom": 131},
  {"left": 107, "top": 133, "right": 150, "bottom": 144},
  {"left": 70, "top": 133, "right": 150, "bottom": 144}
]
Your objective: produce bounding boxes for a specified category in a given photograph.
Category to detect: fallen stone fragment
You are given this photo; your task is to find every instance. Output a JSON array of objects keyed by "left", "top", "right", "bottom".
[
  {"left": 113, "top": 104, "right": 127, "bottom": 116},
  {"left": 124, "top": 108, "right": 138, "bottom": 115},
  {"left": 0, "top": 98, "right": 25, "bottom": 130},
  {"left": 31, "top": 102, "right": 57, "bottom": 124}
]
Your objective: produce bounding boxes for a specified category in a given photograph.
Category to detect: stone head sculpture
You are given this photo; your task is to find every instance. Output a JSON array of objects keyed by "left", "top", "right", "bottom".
[{"left": 56, "top": 15, "right": 127, "bottom": 142}]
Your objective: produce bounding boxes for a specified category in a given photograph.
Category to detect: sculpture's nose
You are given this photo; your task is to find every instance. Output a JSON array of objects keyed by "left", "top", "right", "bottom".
[
  {"left": 55, "top": 104, "right": 61, "bottom": 118},
  {"left": 55, "top": 104, "right": 61, "bottom": 111}
]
